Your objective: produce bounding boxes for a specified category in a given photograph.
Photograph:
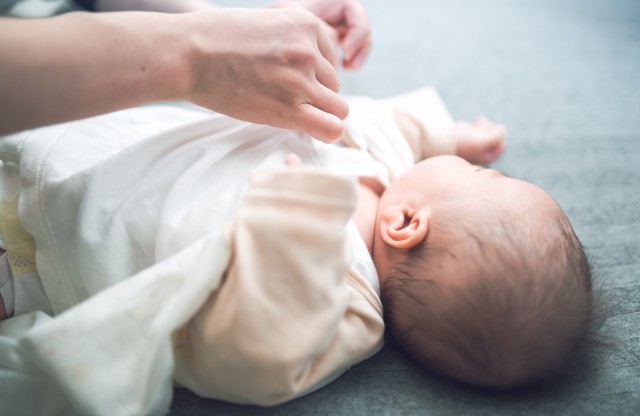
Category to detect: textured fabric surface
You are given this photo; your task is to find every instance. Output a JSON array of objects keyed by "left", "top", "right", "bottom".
[{"left": 170, "top": 0, "right": 640, "bottom": 414}]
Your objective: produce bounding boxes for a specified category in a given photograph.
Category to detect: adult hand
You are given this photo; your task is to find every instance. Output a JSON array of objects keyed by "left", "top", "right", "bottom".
[
  {"left": 0, "top": 8, "right": 350, "bottom": 141},
  {"left": 184, "top": 8, "right": 349, "bottom": 142},
  {"left": 270, "top": 0, "right": 371, "bottom": 70}
]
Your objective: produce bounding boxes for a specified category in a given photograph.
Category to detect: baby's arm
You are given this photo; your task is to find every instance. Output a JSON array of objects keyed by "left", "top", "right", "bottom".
[
  {"left": 384, "top": 87, "right": 457, "bottom": 160},
  {"left": 383, "top": 88, "right": 505, "bottom": 164},
  {"left": 174, "top": 169, "right": 384, "bottom": 406}
]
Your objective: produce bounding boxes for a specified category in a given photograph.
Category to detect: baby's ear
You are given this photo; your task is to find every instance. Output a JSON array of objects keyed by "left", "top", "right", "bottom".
[{"left": 379, "top": 206, "right": 429, "bottom": 250}]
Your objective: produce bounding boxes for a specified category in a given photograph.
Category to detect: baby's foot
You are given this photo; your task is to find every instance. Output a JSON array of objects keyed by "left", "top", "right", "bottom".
[{"left": 454, "top": 117, "right": 506, "bottom": 164}]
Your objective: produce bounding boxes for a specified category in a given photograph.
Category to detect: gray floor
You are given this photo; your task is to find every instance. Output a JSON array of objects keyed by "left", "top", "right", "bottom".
[{"left": 171, "top": 0, "right": 640, "bottom": 414}]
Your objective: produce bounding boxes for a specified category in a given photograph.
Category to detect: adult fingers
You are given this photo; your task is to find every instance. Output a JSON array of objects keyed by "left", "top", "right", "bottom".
[
  {"left": 314, "top": 51, "right": 340, "bottom": 93},
  {"left": 344, "top": 38, "right": 371, "bottom": 70},
  {"left": 295, "top": 81, "right": 350, "bottom": 142},
  {"left": 315, "top": 17, "right": 340, "bottom": 69},
  {"left": 295, "top": 102, "right": 345, "bottom": 143},
  {"left": 310, "top": 82, "right": 349, "bottom": 122},
  {"left": 340, "top": 2, "right": 370, "bottom": 64},
  {"left": 319, "top": 19, "right": 340, "bottom": 50}
]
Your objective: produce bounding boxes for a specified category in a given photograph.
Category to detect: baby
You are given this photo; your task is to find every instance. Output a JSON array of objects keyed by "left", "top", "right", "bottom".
[
  {"left": 370, "top": 155, "right": 594, "bottom": 388},
  {"left": 298, "top": 95, "right": 594, "bottom": 388},
  {"left": 0, "top": 87, "right": 596, "bottom": 410}
]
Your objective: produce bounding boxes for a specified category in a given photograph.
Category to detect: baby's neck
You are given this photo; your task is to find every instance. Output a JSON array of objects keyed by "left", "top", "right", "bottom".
[{"left": 352, "top": 178, "right": 381, "bottom": 255}]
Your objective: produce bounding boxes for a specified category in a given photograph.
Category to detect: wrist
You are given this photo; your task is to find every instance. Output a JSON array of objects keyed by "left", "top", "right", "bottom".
[
  {"left": 157, "top": 13, "right": 199, "bottom": 102},
  {"left": 173, "top": 9, "right": 228, "bottom": 106}
]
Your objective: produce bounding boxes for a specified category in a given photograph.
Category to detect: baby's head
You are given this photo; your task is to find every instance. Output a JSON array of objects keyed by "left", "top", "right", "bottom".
[{"left": 374, "top": 155, "right": 595, "bottom": 388}]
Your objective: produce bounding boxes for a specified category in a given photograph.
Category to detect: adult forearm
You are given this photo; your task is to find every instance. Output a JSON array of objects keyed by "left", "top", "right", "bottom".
[
  {"left": 0, "top": 12, "right": 192, "bottom": 135},
  {"left": 1, "top": 8, "right": 348, "bottom": 142},
  {"left": 95, "top": 0, "right": 216, "bottom": 13}
]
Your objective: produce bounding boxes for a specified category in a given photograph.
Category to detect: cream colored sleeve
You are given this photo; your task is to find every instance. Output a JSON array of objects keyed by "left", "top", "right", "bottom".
[
  {"left": 383, "top": 86, "right": 457, "bottom": 160},
  {"left": 173, "top": 168, "right": 384, "bottom": 406}
]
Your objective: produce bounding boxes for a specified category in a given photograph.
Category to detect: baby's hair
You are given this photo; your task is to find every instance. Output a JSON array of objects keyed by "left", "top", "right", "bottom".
[{"left": 381, "top": 209, "right": 605, "bottom": 389}]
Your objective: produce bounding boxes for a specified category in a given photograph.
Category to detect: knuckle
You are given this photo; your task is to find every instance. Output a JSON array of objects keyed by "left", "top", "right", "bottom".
[
  {"left": 282, "top": 7, "right": 316, "bottom": 25},
  {"left": 274, "top": 75, "right": 309, "bottom": 104},
  {"left": 280, "top": 43, "right": 316, "bottom": 67},
  {"left": 327, "top": 77, "right": 339, "bottom": 92}
]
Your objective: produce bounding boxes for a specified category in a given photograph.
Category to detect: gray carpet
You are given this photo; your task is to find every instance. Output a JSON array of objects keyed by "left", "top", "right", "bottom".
[{"left": 170, "top": 0, "right": 640, "bottom": 414}]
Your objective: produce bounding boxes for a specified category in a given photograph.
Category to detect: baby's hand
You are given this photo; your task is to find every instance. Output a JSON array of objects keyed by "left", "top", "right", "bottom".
[
  {"left": 454, "top": 117, "right": 506, "bottom": 165},
  {"left": 285, "top": 153, "right": 303, "bottom": 167}
]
